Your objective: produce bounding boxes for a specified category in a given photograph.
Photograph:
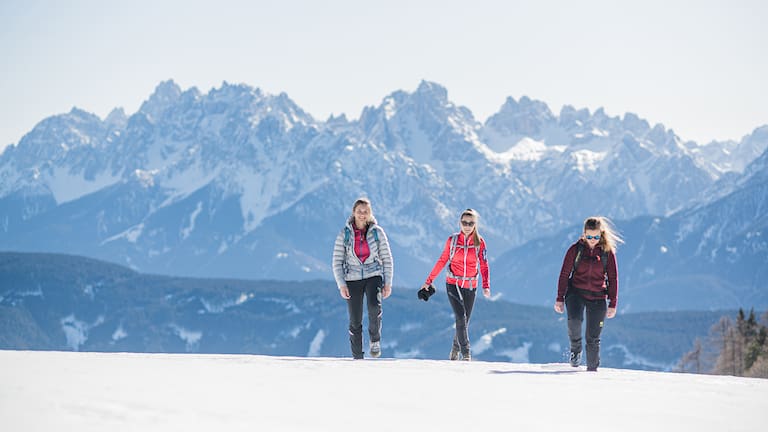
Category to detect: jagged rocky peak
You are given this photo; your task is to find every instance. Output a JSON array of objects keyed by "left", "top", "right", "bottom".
[
  {"left": 201, "top": 83, "right": 313, "bottom": 127},
  {"left": 326, "top": 112, "right": 349, "bottom": 123},
  {"left": 139, "top": 79, "right": 183, "bottom": 121},
  {"left": 415, "top": 80, "right": 448, "bottom": 101},
  {"left": 741, "top": 125, "right": 768, "bottom": 165},
  {"left": 105, "top": 108, "right": 128, "bottom": 128},
  {"left": 375, "top": 80, "right": 450, "bottom": 118},
  {"left": 590, "top": 107, "right": 622, "bottom": 130},
  {"left": 360, "top": 90, "right": 408, "bottom": 125},
  {"left": 324, "top": 113, "right": 354, "bottom": 132},
  {"left": 646, "top": 123, "right": 679, "bottom": 150},
  {"left": 68, "top": 106, "right": 98, "bottom": 119},
  {"left": 410, "top": 80, "right": 479, "bottom": 125},
  {"left": 271, "top": 91, "right": 314, "bottom": 124},
  {"left": 484, "top": 95, "right": 555, "bottom": 136},
  {"left": 365, "top": 81, "right": 454, "bottom": 126},
  {"left": 592, "top": 107, "right": 608, "bottom": 120},
  {"left": 741, "top": 141, "right": 768, "bottom": 185},
  {"left": 621, "top": 112, "right": 651, "bottom": 136},
  {"left": 382, "top": 89, "right": 409, "bottom": 107},
  {"left": 500, "top": 95, "right": 553, "bottom": 117},
  {"left": 178, "top": 86, "right": 202, "bottom": 105},
  {"left": 210, "top": 81, "right": 262, "bottom": 100},
  {"left": 748, "top": 124, "right": 768, "bottom": 142},
  {"left": 559, "top": 105, "right": 592, "bottom": 129},
  {"left": 11, "top": 107, "right": 105, "bottom": 160}
]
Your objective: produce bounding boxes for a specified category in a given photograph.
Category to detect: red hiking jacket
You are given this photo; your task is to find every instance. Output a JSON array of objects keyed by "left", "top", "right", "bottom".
[{"left": 426, "top": 233, "right": 490, "bottom": 289}]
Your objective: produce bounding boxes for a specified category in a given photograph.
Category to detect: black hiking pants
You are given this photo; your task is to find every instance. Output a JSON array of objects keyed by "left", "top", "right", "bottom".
[
  {"left": 446, "top": 283, "right": 477, "bottom": 356},
  {"left": 565, "top": 290, "right": 607, "bottom": 370},
  {"left": 346, "top": 276, "right": 383, "bottom": 359}
]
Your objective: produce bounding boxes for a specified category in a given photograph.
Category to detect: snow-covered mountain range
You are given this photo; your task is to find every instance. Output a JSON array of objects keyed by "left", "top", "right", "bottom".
[{"left": 1, "top": 80, "right": 766, "bottom": 310}]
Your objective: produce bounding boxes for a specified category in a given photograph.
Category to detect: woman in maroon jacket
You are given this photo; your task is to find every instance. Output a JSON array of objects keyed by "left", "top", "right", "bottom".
[
  {"left": 421, "top": 209, "right": 490, "bottom": 361},
  {"left": 554, "top": 216, "right": 622, "bottom": 371}
]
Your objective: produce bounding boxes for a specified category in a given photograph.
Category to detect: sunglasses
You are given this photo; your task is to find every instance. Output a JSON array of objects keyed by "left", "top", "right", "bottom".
[
  {"left": 585, "top": 235, "right": 601, "bottom": 240},
  {"left": 461, "top": 220, "right": 476, "bottom": 227}
]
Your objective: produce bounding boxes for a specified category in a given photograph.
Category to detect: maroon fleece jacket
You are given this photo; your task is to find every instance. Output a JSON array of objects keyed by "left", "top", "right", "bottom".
[{"left": 557, "top": 240, "right": 618, "bottom": 308}]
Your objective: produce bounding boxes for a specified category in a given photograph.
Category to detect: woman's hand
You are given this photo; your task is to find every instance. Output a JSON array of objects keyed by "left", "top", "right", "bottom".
[
  {"left": 382, "top": 285, "right": 392, "bottom": 299},
  {"left": 420, "top": 283, "right": 431, "bottom": 291},
  {"left": 554, "top": 301, "right": 565, "bottom": 314},
  {"left": 339, "top": 285, "right": 350, "bottom": 299},
  {"left": 606, "top": 307, "right": 617, "bottom": 319},
  {"left": 482, "top": 287, "right": 491, "bottom": 298}
]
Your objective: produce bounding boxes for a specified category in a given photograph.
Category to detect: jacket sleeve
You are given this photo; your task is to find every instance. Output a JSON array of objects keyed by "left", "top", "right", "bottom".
[
  {"left": 375, "top": 226, "right": 394, "bottom": 287},
  {"left": 606, "top": 251, "right": 618, "bottom": 308},
  {"left": 425, "top": 237, "right": 452, "bottom": 285},
  {"left": 480, "top": 239, "right": 490, "bottom": 289},
  {"left": 332, "top": 230, "right": 347, "bottom": 289},
  {"left": 556, "top": 243, "right": 578, "bottom": 302}
]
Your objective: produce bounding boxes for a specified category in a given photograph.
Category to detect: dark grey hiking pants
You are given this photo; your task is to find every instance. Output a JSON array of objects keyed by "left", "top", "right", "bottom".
[
  {"left": 346, "top": 276, "right": 383, "bottom": 359},
  {"left": 565, "top": 291, "right": 607, "bottom": 369},
  {"left": 446, "top": 283, "right": 477, "bottom": 356}
]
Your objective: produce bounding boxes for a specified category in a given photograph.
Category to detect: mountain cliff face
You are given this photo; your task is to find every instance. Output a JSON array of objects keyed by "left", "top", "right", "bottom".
[{"left": 0, "top": 80, "right": 766, "bottom": 309}]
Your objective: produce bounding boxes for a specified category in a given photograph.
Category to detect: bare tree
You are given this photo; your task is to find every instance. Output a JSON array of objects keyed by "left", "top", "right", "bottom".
[
  {"left": 711, "top": 316, "right": 736, "bottom": 375},
  {"left": 677, "top": 338, "right": 703, "bottom": 373},
  {"left": 678, "top": 310, "right": 768, "bottom": 378}
]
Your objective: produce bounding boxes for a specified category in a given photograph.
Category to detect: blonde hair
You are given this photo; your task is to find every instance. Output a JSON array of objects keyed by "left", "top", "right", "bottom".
[
  {"left": 460, "top": 208, "right": 482, "bottom": 247},
  {"left": 583, "top": 216, "right": 623, "bottom": 253}
]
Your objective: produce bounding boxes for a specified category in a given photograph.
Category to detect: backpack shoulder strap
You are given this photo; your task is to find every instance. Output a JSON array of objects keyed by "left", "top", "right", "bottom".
[
  {"left": 448, "top": 234, "right": 459, "bottom": 260},
  {"left": 601, "top": 250, "right": 608, "bottom": 275},
  {"left": 474, "top": 237, "right": 481, "bottom": 271},
  {"left": 371, "top": 225, "right": 381, "bottom": 260},
  {"left": 571, "top": 242, "right": 584, "bottom": 278}
]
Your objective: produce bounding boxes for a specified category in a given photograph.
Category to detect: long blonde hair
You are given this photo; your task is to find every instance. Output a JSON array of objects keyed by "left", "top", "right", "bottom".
[
  {"left": 460, "top": 208, "right": 482, "bottom": 247},
  {"left": 583, "top": 216, "right": 623, "bottom": 253}
]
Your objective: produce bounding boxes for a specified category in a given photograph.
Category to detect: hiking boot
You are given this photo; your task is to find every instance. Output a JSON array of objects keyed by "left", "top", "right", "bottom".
[
  {"left": 370, "top": 341, "right": 381, "bottom": 358},
  {"left": 569, "top": 351, "right": 582, "bottom": 367},
  {"left": 449, "top": 346, "right": 460, "bottom": 361},
  {"left": 461, "top": 351, "right": 471, "bottom": 361}
]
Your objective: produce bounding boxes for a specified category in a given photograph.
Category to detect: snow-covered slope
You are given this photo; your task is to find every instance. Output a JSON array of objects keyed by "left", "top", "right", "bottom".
[{"left": 1, "top": 350, "right": 766, "bottom": 432}]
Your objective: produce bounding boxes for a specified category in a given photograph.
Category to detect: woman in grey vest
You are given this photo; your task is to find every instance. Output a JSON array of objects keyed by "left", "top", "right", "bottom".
[{"left": 332, "top": 198, "right": 394, "bottom": 359}]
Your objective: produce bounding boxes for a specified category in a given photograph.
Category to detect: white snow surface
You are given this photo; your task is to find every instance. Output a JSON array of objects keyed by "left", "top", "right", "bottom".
[
  {"left": 1, "top": 350, "right": 766, "bottom": 431},
  {"left": 492, "top": 137, "right": 555, "bottom": 162}
]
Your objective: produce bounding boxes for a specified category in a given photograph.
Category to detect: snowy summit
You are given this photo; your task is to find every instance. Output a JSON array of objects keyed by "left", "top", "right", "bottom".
[{"left": 1, "top": 350, "right": 766, "bottom": 431}]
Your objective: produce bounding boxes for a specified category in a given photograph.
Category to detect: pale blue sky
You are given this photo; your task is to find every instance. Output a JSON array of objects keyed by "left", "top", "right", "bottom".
[{"left": 1, "top": 0, "right": 766, "bottom": 153}]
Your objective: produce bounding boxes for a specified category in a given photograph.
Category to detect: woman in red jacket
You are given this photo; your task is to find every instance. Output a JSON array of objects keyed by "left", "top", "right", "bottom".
[
  {"left": 421, "top": 209, "right": 490, "bottom": 361},
  {"left": 554, "top": 216, "right": 622, "bottom": 371}
]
